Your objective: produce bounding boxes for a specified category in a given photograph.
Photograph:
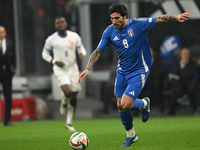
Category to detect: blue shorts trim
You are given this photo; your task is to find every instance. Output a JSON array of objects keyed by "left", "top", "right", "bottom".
[{"left": 114, "top": 71, "right": 150, "bottom": 98}]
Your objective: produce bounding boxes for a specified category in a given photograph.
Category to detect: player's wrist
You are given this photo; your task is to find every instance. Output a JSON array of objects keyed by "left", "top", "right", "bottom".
[
  {"left": 51, "top": 59, "right": 56, "bottom": 64},
  {"left": 86, "top": 68, "right": 91, "bottom": 71},
  {"left": 176, "top": 15, "right": 180, "bottom": 21}
]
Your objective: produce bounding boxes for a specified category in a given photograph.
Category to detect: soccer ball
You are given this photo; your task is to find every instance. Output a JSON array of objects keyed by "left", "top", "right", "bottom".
[{"left": 69, "top": 132, "right": 89, "bottom": 150}]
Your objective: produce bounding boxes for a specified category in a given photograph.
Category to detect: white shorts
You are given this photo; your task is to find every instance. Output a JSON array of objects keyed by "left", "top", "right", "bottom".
[{"left": 54, "top": 73, "right": 81, "bottom": 92}]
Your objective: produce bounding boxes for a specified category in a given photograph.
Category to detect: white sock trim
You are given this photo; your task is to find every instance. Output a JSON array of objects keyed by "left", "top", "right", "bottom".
[
  {"left": 142, "top": 99, "right": 147, "bottom": 109},
  {"left": 126, "top": 127, "right": 136, "bottom": 138},
  {"left": 66, "top": 103, "right": 75, "bottom": 125}
]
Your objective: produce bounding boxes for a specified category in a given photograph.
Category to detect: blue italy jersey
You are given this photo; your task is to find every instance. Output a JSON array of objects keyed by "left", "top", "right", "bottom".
[{"left": 97, "top": 17, "right": 157, "bottom": 74}]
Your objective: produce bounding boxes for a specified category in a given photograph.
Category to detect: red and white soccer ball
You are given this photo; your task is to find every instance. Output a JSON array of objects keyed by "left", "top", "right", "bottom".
[{"left": 69, "top": 132, "right": 89, "bottom": 150}]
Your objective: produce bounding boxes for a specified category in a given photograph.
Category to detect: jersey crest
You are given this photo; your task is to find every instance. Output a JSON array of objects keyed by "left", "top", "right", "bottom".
[
  {"left": 68, "top": 40, "right": 74, "bottom": 46},
  {"left": 128, "top": 28, "right": 134, "bottom": 37}
]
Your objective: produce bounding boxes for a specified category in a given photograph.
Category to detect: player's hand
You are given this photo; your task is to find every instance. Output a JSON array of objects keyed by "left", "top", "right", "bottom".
[
  {"left": 78, "top": 52, "right": 84, "bottom": 59},
  {"left": 55, "top": 61, "right": 65, "bottom": 67},
  {"left": 78, "top": 69, "right": 90, "bottom": 83},
  {"left": 177, "top": 12, "right": 190, "bottom": 22}
]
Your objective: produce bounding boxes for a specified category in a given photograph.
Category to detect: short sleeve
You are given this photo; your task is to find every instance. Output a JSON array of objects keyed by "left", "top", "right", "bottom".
[{"left": 97, "top": 29, "right": 111, "bottom": 51}]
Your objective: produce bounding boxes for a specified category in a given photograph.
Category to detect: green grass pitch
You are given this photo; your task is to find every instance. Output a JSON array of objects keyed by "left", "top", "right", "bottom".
[{"left": 0, "top": 116, "right": 200, "bottom": 150}]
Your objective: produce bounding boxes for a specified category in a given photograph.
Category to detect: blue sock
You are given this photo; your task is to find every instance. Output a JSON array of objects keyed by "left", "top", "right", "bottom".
[
  {"left": 119, "top": 110, "right": 133, "bottom": 131},
  {"left": 132, "top": 98, "right": 144, "bottom": 110}
]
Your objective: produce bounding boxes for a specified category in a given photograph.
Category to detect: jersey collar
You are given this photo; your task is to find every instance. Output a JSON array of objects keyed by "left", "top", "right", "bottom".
[{"left": 57, "top": 31, "right": 67, "bottom": 38}]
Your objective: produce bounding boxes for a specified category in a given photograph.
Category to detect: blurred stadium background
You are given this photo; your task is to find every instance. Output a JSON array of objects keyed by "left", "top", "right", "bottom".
[{"left": 0, "top": 0, "right": 200, "bottom": 121}]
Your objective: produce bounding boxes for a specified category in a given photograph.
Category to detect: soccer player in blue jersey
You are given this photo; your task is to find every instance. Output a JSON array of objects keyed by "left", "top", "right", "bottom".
[{"left": 78, "top": 3, "right": 190, "bottom": 147}]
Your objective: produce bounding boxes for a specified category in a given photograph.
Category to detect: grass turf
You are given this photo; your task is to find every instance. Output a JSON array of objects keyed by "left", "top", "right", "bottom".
[{"left": 0, "top": 116, "right": 200, "bottom": 150}]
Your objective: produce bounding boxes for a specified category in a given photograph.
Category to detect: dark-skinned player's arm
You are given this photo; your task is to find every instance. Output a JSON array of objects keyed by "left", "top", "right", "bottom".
[
  {"left": 78, "top": 48, "right": 101, "bottom": 83},
  {"left": 156, "top": 12, "right": 190, "bottom": 24}
]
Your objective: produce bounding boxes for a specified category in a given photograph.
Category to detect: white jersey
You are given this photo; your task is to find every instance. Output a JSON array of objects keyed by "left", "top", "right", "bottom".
[{"left": 42, "top": 30, "right": 86, "bottom": 76}]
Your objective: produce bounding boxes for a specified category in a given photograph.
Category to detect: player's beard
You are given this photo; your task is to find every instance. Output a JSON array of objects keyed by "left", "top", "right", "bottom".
[{"left": 114, "top": 19, "right": 126, "bottom": 29}]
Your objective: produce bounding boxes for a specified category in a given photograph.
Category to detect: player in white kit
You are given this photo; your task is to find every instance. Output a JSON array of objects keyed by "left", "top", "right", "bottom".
[{"left": 42, "top": 17, "right": 86, "bottom": 131}]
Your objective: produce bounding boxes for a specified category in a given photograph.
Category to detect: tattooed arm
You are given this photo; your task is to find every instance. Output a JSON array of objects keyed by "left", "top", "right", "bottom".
[
  {"left": 78, "top": 48, "right": 101, "bottom": 83},
  {"left": 156, "top": 12, "right": 190, "bottom": 24},
  {"left": 86, "top": 48, "right": 101, "bottom": 71}
]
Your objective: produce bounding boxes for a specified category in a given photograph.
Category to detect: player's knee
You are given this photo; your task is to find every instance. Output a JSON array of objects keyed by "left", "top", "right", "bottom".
[
  {"left": 121, "top": 103, "right": 132, "bottom": 110},
  {"left": 63, "top": 89, "right": 74, "bottom": 98},
  {"left": 117, "top": 101, "right": 131, "bottom": 110},
  {"left": 63, "top": 92, "right": 71, "bottom": 98}
]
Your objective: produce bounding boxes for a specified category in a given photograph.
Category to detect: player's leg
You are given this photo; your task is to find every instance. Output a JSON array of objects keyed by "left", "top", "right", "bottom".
[
  {"left": 66, "top": 92, "right": 78, "bottom": 132},
  {"left": 59, "top": 93, "right": 69, "bottom": 115},
  {"left": 61, "top": 84, "right": 77, "bottom": 131},
  {"left": 117, "top": 96, "right": 138, "bottom": 147},
  {"left": 115, "top": 72, "right": 138, "bottom": 147},
  {"left": 132, "top": 97, "right": 150, "bottom": 122},
  {"left": 60, "top": 84, "right": 72, "bottom": 115},
  {"left": 54, "top": 75, "right": 71, "bottom": 115},
  {"left": 65, "top": 74, "right": 81, "bottom": 131},
  {"left": 125, "top": 71, "right": 150, "bottom": 122},
  {"left": 132, "top": 98, "right": 145, "bottom": 109}
]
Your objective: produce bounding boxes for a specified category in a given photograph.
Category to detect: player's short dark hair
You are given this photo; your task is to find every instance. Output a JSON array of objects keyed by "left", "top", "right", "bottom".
[
  {"left": 55, "top": 16, "right": 66, "bottom": 23},
  {"left": 108, "top": 3, "right": 128, "bottom": 17}
]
